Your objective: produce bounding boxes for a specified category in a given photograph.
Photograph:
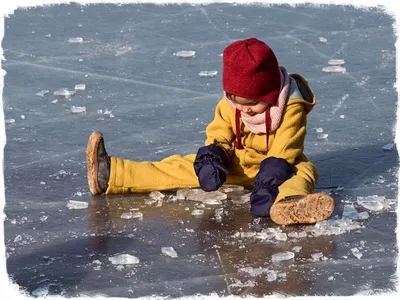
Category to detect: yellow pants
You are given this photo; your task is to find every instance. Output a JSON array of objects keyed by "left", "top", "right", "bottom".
[{"left": 106, "top": 152, "right": 318, "bottom": 202}]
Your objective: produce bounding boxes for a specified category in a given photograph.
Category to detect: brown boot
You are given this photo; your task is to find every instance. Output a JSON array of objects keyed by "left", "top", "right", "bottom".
[
  {"left": 86, "top": 131, "right": 110, "bottom": 195},
  {"left": 270, "top": 192, "right": 335, "bottom": 225}
]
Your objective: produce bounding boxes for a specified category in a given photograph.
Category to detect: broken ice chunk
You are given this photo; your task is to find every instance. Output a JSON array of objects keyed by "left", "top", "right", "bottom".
[
  {"left": 176, "top": 189, "right": 227, "bottom": 202},
  {"left": 120, "top": 212, "right": 143, "bottom": 219},
  {"left": 108, "top": 254, "right": 140, "bottom": 265},
  {"left": 202, "top": 199, "right": 222, "bottom": 205},
  {"left": 74, "top": 84, "right": 86, "bottom": 91},
  {"left": 161, "top": 246, "right": 178, "bottom": 258},
  {"left": 275, "top": 233, "right": 288, "bottom": 241},
  {"left": 219, "top": 185, "right": 245, "bottom": 193},
  {"left": 322, "top": 66, "right": 346, "bottom": 74},
  {"left": 71, "top": 106, "right": 86, "bottom": 114},
  {"left": 5, "top": 119, "right": 15, "bottom": 124},
  {"left": 351, "top": 248, "right": 363, "bottom": 259},
  {"left": 149, "top": 191, "right": 165, "bottom": 201},
  {"left": 292, "top": 246, "right": 302, "bottom": 253},
  {"left": 382, "top": 143, "right": 395, "bottom": 151},
  {"left": 54, "top": 88, "right": 75, "bottom": 97},
  {"left": 231, "top": 192, "right": 251, "bottom": 204},
  {"left": 191, "top": 209, "right": 204, "bottom": 216},
  {"left": 36, "top": 90, "right": 49, "bottom": 97},
  {"left": 271, "top": 251, "right": 295, "bottom": 262},
  {"left": 20, "top": 115, "right": 25, "bottom": 120},
  {"left": 51, "top": 99, "right": 58, "bottom": 104},
  {"left": 317, "top": 133, "right": 329, "bottom": 140},
  {"left": 31, "top": 286, "right": 49, "bottom": 297},
  {"left": 358, "top": 211, "right": 370, "bottom": 220},
  {"left": 14, "top": 235, "right": 22, "bottom": 243},
  {"left": 316, "top": 127, "right": 323, "bottom": 133},
  {"left": 311, "top": 252, "right": 324, "bottom": 261},
  {"left": 356, "top": 195, "right": 385, "bottom": 211},
  {"left": 199, "top": 70, "right": 218, "bottom": 78},
  {"left": 68, "top": 37, "right": 84, "bottom": 43},
  {"left": 66, "top": 200, "right": 88, "bottom": 210},
  {"left": 267, "top": 271, "right": 278, "bottom": 282},
  {"left": 328, "top": 276, "right": 335, "bottom": 281},
  {"left": 342, "top": 204, "right": 361, "bottom": 220},
  {"left": 328, "top": 59, "right": 345, "bottom": 66},
  {"left": 175, "top": 50, "right": 195, "bottom": 58},
  {"left": 318, "top": 37, "right": 328, "bottom": 43},
  {"left": 339, "top": 115, "right": 345, "bottom": 119}
]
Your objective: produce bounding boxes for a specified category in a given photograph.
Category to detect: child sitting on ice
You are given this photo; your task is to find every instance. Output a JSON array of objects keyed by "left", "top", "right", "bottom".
[{"left": 85, "top": 37, "right": 335, "bottom": 225}]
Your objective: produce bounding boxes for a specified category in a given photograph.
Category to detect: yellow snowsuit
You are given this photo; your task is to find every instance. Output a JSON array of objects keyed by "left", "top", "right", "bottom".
[{"left": 106, "top": 74, "right": 318, "bottom": 202}]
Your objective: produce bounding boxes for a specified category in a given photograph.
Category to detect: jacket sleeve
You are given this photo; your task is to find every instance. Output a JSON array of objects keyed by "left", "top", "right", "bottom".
[
  {"left": 205, "top": 99, "right": 235, "bottom": 157},
  {"left": 266, "top": 102, "right": 307, "bottom": 165}
]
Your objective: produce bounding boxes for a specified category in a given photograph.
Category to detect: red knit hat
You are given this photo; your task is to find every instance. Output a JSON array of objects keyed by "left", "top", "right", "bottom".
[
  {"left": 222, "top": 37, "right": 281, "bottom": 105},
  {"left": 222, "top": 38, "right": 281, "bottom": 151}
]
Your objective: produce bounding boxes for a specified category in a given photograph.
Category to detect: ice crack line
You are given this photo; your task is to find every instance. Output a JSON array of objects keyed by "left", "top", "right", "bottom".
[
  {"left": 198, "top": 7, "right": 232, "bottom": 43},
  {"left": 5, "top": 60, "right": 211, "bottom": 97}
]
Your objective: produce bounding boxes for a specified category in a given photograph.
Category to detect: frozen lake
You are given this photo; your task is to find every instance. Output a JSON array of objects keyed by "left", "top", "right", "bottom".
[{"left": 2, "top": 3, "right": 398, "bottom": 297}]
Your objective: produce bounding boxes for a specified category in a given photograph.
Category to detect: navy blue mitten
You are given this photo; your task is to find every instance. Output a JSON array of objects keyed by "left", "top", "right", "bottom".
[
  {"left": 194, "top": 145, "right": 230, "bottom": 192},
  {"left": 250, "top": 157, "right": 294, "bottom": 217}
]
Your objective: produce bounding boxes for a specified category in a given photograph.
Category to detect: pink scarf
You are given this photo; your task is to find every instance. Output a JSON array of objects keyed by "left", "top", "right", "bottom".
[{"left": 225, "top": 66, "right": 290, "bottom": 134}]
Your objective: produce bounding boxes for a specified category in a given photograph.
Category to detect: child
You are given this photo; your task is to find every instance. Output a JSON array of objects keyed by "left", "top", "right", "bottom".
[{"left": 86, "top": 37, "right": 335, "bottom": 226}]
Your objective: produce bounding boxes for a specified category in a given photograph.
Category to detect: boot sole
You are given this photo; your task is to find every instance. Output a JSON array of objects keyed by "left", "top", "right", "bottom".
[
  {"left": 270, "top": 192, "right": 335, "bottom": 225},
  {"left": 86, "top": 131, "right": 104, "bottom": 195}
]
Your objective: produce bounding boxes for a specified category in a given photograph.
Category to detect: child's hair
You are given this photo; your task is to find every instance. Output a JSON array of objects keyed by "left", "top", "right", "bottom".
[{"left": 225, "top": 92, "right": 235, "bottom": 101}]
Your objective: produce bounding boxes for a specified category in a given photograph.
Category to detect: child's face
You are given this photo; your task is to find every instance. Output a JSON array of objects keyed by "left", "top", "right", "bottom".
[{"left": 228, "top": 95, "right": 269, "bottom": 116}]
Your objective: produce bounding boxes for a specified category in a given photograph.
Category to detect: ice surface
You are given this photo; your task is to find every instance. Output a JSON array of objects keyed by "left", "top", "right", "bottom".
[
  {"left": 70, "top": 106, "right": 86, "bottom": 114},
  {"left": 68, "top": 37, "right": 84, "bottom": 43},
  {"left": 321, "top": 66, "right": 346, "bottom": 73},
  {"left": 176, "top": 189, "right": 227, "bottom": 202},
  {"left": 199, "top": 70, "right": 218, "bottom": 78},
  {"left": 161, "top": 247, "right": 178, "bottom": 258},
  {"left": 3, "top": 4, "right": 397, "bottom": 298},
  {"left": 271, "top": 251, "right": 295, "bottom": 262},
  {"left": 328, "top": 59, "right": 345, "bottom": 66},
  {"left": 108, "top": 254, "right": 140, "bottom": 265},
  {"left": 175, "top": 50, "right": 195, "bottom": 58},
  {"left": 66, "top": 200, "right": 88, "bottom": 210}
]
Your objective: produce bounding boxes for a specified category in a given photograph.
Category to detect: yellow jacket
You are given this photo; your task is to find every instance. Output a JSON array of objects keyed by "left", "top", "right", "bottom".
[{"left": 205, "top": 74, "right": 315, "bottom": 168}]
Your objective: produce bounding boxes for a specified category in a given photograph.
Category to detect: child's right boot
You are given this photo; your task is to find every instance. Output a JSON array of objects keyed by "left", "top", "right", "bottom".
[{"left": 86, "top": 131, "right": 110, "bottom": 195}]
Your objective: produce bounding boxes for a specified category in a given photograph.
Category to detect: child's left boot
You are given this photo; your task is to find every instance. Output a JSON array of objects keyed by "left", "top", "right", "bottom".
[
  {"left": 86, "top": 131, "right": 110, "bottom": 195},
  {"left": 269, "top": 192, "right": 335, "bottom": 225}
]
